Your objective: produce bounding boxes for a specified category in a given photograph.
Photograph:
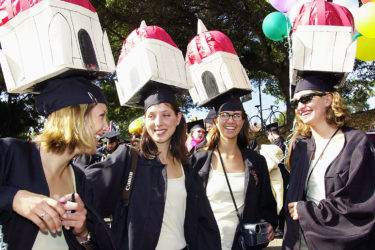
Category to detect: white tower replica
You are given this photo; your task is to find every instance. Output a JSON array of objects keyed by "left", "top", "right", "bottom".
[
  {"left": 115, "top": 21, "right": 189, "bottom": 108},
  {"left": 186, "top": 19, "right": 252, "bottom": 107},
  {"left": 290, "top": 0, "right": 357, "bottom": 88},
  {"left": 0, "top": 0, "right": 115, "bottom": 93}
]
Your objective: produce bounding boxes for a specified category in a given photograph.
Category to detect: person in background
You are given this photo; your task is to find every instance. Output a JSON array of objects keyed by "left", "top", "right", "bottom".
[
  {"left": 85, "top": 88, "right": 221, "bottom": 250},
  {"left": 96, "top": 131, "right": 121, "bottom": 160},
  {"left": 0, "top": 77, "right": 115, "bottom": 249},
  {"left": 204, "top": 109, "right": 216, "bottom": 133},
  {"left": 190, "top": 97, "right": 277, "bottom": 250},
  {"left": 284, "top": 74, "right": 375, "bottom": 250},
  {"left": 265, "top": 123, "right": 286, "bottom": 153},
  {"left": 265, "top": 122, "right": 289, "bottom": 238},
  {"left": 186, "top": 119, "right": 206, "bottom": 153}
]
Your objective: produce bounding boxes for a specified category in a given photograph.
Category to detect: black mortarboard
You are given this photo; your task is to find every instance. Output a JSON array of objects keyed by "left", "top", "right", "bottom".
[
  {"left": 143, "top": 88, "right": 178, "bottom": 111},
  {"left": 187, "top": 119, "right": 205, "bottom": 133},
  {"left": 102, "top": 131, "right": 120, "bottom": 143},
  {"left": 265, "top": 122, "right": 279, "bottom": 133},
  {"left": 204, "top": 109, "right": 216, "bottom": 125},
  {"left": 294, "top": 73, "right": 341, "bottom": 95},
  {"left": 35, "top": 76, "right": 107, "bottom": 117},
  {"left": 215, "top": 97, "right": 245, "bottom": 113}
]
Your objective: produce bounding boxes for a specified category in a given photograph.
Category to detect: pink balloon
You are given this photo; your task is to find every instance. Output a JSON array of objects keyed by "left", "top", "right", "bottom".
[
  {"left": 269, "top": 0, "right": 298, "bottom": 13},
  {"left": 362, "top": 0, "right": 373, "bottom": 4}
]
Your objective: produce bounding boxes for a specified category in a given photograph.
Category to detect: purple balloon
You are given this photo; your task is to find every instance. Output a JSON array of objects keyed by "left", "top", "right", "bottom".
[{"left": 269, "top": 0, "right": 298, "bottom": 13}]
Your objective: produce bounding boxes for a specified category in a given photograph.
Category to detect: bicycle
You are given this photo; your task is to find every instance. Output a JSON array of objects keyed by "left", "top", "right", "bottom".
[{"left": 249, "top": 105, "right": 286, "bottom": 132}]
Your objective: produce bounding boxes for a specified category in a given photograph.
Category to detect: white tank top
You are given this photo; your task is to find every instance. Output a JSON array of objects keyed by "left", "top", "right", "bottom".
[
  {"left": 33, "top": 166, "right": 76, "bottom": 250},
  {"left": 156, "top": 165, "right": 187, "bottom": 250},
  {"left": 206, "top": 167, "right": 245, "bottom": 250}
]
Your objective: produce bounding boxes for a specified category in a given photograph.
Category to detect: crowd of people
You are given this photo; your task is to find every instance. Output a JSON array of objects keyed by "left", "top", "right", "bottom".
[{"left": 1, "top": 74, "right": 375, "bottom": 250}]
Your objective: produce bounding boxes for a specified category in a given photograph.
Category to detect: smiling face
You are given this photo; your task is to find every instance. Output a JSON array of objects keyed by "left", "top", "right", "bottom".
[
  {"left": 85, "top": 103, "right": 108, "bottom": 154},
  {"left": 192, "top": 128, "right": 205, "bottom": 141},
  {"left": 293, "top": 90, "right": 332, "bottom": 127},
  {"left": 144, "top": 103, "right": 182, "bottom": 147},
  {"left": 216, "top": 111, "right": 245, "bottom": 140}
]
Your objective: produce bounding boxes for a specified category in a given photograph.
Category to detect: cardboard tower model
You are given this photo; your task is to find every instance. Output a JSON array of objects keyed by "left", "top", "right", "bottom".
[
  {"left": 116, "top": 21, "right": 189, "bottom": 108},
  {"left": 290, "top": 0, "right": 357, "bottom": 88},
  {"left": 185, "top": 19, "right": 252, "bottom": 107},
  {"left": 0, "top": 0, "right": 115, "bottom": 93}
]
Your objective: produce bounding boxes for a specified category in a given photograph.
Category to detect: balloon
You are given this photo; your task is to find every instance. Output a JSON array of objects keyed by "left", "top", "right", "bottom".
[
  {"left": 129, "top": 117, "right": 144, "bottom": 135},
  {"left": 333, "top": 0, "right": 359, "bottom": 16},
  {"left": 269, "top": 0, "right": 298, "bottom": 13},
  {"left": 361, "top": 0, "right": 375, "bottom": 4},
  {"left": 354, "top": 2, "right": 375, "bottom": 38},
  {"left": 356, "top": 36, "right": 375, "bottom": 61},
  {"left": 353, "top": 33, "right": 363, "bottom": 41},
  {"left": 262, "top": 12, "right": 291, "bottom": 41}
]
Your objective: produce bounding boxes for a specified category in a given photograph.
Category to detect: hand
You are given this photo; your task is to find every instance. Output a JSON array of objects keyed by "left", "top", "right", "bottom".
[
  {"left": 288, "top": 202, "right": 299, "bottom": 220},
  {"left": 56, "top": 193, "right": 88, "bottom": 240},
  {"left": 260, "top": 219, "right": 274, "bottom": 241},
  {"left": 12, "top": 190, "right": 65, "bottom": 233}
]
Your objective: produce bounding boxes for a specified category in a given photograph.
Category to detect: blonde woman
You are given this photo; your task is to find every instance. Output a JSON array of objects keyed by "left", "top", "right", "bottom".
[
  {"left": 0, "top": 77, "right": 115, "bottom": 249},
  {"left": 284, "top": 74, "right": 375, "bottom": 250}
]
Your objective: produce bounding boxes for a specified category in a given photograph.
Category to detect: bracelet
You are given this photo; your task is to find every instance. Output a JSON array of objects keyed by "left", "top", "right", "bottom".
[{"left": 79, "top": 232, "right": 91, "bottom": 246}]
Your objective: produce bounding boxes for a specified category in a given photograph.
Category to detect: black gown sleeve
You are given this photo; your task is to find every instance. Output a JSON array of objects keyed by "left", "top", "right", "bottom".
[
  {"left": 85, "top": 144, "right": 132, "bottom": 218},
  {"left": 297, "top": 132, "right": 375, "bottom": 249}
]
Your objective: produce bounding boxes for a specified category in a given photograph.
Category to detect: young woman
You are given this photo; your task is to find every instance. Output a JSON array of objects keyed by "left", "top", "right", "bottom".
[
  {"left": 189, "top": 98, "right": 278, "bottom": 250},
  {"left": 283, "top": 75, "right": 375, "bottom": 250},
  {"left": 186, "top": 120, "right": 206, "bottom": 153},
  {"left": 0, "top": 77, "right": 115, "bottom": 249},
  {"left": 85, "top": 88, "right": 220, "bottom": 250}
]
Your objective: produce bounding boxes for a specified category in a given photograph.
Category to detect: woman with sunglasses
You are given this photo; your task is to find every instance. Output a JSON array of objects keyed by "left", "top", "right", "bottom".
[
  {"left": 283, "top": 75, "right": 375, "bottom": 250},
  {"left": 190, "top": 98, "right": 277, "bottom": 250},
  {"left": 0, "top": 77, "right": 115, "bottom": 249},
  {"left": 85, "top": 88, "right": 220, "bottom": 250}
]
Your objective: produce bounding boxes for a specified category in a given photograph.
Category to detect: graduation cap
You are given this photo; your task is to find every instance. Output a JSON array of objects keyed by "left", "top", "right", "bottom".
[
  {"left": 292, "top": 72, "right": 342, "bottom": 97},
  {"left": 35, "top": 76, "right": 107, "bottom": 117},
  {"left": 187, "top": 119, "right": 205, "bottom": 133},
  {"left": 204, "top": 90, "right": 245, "bottom": 114},
  {"left": 204, "top": 109, "right": 216, "bottom": 125},
  {"left": 265, "top": 122, "right": 279, "bottom": 133},
  {"left": 143, "top": 87, "right": 178, "bottom": 111},
  {"left": 102, "top": 131, "right": 121, "bottom": 143}
]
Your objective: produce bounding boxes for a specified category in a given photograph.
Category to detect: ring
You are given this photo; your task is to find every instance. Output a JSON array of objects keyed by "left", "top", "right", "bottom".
[{"left": 39, "top": 212, "right": 46, "bottom": 220}]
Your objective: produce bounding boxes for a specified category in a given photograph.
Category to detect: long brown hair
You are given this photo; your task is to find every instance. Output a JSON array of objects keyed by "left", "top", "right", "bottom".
[
  {"left": 140, "top": 103, "right": 188, "bottom": 165},
  {"left": 204, "top": 112, "right": 251, "bottom": 150},
  {"left": 286, "top": 91, "right": 350, "bottom": 170}
]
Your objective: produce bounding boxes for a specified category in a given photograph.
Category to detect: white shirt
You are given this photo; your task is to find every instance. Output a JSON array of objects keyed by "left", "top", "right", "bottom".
[
  {"left": 156, "top": 165, "right": 187, "bottom": 250},
  {"left": 206, "top": 167, "right": 245, "bottom": 250}
]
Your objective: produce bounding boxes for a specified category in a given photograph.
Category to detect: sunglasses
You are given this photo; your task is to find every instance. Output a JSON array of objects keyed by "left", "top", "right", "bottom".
[{"left": 291, "top": 93, "right": 326, "bottom": 108}]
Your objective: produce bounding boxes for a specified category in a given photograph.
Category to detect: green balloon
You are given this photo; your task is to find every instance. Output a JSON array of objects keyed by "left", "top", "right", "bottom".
[{"left": 262, "top": 12, "right": 291, "bottom": 41}]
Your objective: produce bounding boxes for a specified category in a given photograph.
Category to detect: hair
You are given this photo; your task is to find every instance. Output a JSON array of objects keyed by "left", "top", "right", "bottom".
[
  {"left": 286, "top": 91, "right": 350, "bottom": 170},
  {"left": 35, "top": 103, "right": 97, "bottom": 155},
  {"left": 140, "top": 103, "right": 188, "bottom": 165},
  {"left": 203, "top": 111, "right": 251, "bottom": 150}
]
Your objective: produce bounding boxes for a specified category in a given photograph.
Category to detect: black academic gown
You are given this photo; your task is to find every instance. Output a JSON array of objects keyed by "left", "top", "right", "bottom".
[
  {"left": 283, "top": 127, "right": 375, "bottom": 250},
  {"left": 0, "top": 138, "right": 116, "bottom": 250},
  {"left": 190, "top": 147, "right": 278, "bottom": 250},
  {"left": 85, "top": 144, "right": 221, "bottom": 250}
]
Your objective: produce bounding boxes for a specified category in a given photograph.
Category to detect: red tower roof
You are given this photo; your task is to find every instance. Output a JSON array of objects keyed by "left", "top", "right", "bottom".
[
  {"left": 293, "top": 0, "right": 354, "bottom": 32},
  {"left": 186, "top": 30, "right": 237, "bottom": 66},
  {"left": 118, "top": 22, "right": 178, "bottom": 64},
  {"left": 0, "top": 0, "right": 95, "bottom": 26}
]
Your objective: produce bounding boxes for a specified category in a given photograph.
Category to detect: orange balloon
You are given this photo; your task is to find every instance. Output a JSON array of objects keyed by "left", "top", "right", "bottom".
[{"left": 362, "top": 0, "right": 375, "bottom": 4}]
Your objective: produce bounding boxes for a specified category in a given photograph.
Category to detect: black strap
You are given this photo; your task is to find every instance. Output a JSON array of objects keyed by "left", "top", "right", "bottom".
[
  {"left": 122, "top": 147, "right": 138, "bottom": 200},
  {"left": 304, "top": 127, "right": 340, "bottom": 196},
  {"left": 217, "top": 147, "right": 242, "bottom": 223}
]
